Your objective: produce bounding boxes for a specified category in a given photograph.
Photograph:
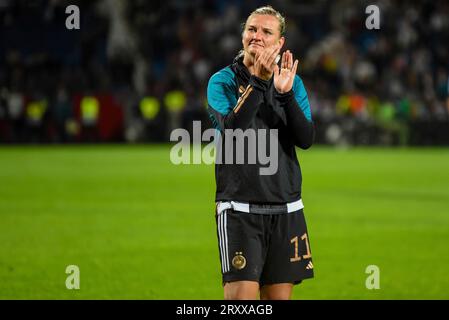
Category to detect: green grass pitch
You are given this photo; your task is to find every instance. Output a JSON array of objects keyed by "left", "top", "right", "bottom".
[{"left": 0, "top": 145, "right": 448, "bottom": 299}]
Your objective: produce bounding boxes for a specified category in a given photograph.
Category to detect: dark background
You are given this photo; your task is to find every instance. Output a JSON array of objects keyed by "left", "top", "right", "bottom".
[{"left": 0, "top": 0, "right": 448, "bottom": 145}]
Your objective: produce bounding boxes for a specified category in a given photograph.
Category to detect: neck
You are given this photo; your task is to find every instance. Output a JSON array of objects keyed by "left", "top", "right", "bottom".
[{"left": 243, "top": 53, "right": 256, "bottom": 75}]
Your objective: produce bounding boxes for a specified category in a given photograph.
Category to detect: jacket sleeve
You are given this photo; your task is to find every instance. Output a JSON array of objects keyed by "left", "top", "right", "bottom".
[
  {"left": 207, "top": 68, "right": 269, "bottom": 132},
  {"left": 276, "top": 75, "right": 314, "bottom": 149}
]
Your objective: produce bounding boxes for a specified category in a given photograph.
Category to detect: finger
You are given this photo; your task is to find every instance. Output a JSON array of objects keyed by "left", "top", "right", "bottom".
[
  {"left": 281, "top": 51, "right": 287, "bottom": 69},
  {"left": 256, "top": 48, "right": 264, "bottom": 61},
  {"left": 259, "top": 49, "right": 268, "bottom": 65},
  {"left": 257, "top": 49, "right": 267, "bottom": 68},
  {"left": 288, "top": 51, "right": 293, "bottom": 70},
  {"left": 261, "top": 45, "right": 274, "bottom": 65},
  {"left": 292, "top": 59, "right": 299, "bottom": 75},
  {"left": 273, "top": 64, "right": 279, "bottom": 77},
  {"left": 254, "top": 49, "right": 261, "bottom": 65},
  {"left": 275, "top": 54, "right": 281, "bottom": 65},
  {"left": 267, "top": 45, "right": 281, "bottom": 66},
  {"left": 284, "top": 50, "right": 288, "bottom": 69}
]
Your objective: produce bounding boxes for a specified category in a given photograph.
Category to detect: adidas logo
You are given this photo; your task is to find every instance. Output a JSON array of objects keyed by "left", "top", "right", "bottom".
[{"left": 306, "top": 261, "right": 314, "bottom": 270}]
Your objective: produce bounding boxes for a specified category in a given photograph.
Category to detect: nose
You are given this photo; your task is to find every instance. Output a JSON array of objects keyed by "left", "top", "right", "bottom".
[{"left": 251, "top": 30, "right": 263, "bottom": 42}]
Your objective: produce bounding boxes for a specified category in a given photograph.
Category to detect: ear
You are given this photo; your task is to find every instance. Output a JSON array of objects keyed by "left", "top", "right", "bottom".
[{"left": 278, "top": 37, "right": 285, "bottom": 49}]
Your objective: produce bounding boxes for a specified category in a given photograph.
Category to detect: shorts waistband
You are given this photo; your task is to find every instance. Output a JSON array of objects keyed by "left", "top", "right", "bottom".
[{"left": 216, "top": 199, "right": 304, "bottom": 215}]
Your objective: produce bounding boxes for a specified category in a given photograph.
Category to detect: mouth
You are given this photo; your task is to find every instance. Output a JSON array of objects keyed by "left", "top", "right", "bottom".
[{"left": 249, "top": 43, "right": 263, "bottom": 48}]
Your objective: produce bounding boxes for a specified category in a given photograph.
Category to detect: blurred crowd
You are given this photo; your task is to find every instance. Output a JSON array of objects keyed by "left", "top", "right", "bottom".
[{"left": 0, "top": 0, "right": 448, "bottom": 145}]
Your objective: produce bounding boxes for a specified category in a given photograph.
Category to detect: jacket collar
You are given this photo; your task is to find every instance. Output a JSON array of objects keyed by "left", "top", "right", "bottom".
[{"left": 232, "top": 54, "right": 251, "bottom": 83}]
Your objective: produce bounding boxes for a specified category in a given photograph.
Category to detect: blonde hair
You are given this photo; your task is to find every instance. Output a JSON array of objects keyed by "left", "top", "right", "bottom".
[{"left": 243, "top": 5, "right": 286, "bottom": 36}]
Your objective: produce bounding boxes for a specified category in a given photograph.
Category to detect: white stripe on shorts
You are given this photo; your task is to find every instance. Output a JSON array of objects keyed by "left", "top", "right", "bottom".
[
  {"left": 218, "top": 210, "right": 229, "bottom": 273},
  {"left": 218, "top": 212, "right": 225, "bottom": 273},
  {"left": 223, "top": 211, "right": 229, "bottom": 273}
]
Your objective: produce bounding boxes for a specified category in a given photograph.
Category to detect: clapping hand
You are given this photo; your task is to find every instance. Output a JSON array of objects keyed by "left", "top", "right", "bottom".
[
  {"left": 274, "top": 50, "right": 298, "bottom": 94},
  {"left": 253, "top": 44, "right": 281, "bottom": 81}
]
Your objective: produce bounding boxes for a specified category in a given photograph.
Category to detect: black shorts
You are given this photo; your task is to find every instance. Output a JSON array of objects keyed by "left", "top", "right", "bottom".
[{"left": 215, "top": 207, "right": 314, "bottom": 286}]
